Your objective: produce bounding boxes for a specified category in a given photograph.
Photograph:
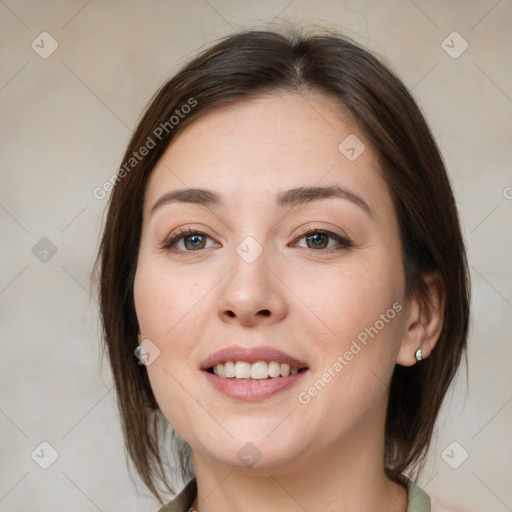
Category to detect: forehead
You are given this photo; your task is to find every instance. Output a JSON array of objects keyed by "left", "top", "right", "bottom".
[{"left": 144, "top": 93, "right": 388, "bottom": 214}]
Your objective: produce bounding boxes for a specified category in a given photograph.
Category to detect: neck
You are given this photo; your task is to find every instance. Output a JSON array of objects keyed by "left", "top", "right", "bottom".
[{"left": 189, "top": 404, "right": 408, "bottom": 512}]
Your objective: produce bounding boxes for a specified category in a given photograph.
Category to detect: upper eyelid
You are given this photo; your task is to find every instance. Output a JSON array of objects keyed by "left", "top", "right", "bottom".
[
  {"left": 165, "top": 226, "right": 342, "bottom": 240},
  {"left": 291, "top": 229, "right": 351, "bottom": 249},
  {"left": 162, "top": 227, "right": 218, "bottom": 247}
]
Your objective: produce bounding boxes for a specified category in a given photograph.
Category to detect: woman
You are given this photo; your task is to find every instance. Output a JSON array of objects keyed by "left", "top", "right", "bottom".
[{"left": 95, "top": 27, "right": 470, "bottom": 511}]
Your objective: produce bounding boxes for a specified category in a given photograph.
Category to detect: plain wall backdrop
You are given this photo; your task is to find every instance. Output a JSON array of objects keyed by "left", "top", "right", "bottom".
[{"left": 1, "top": 1, "right": 511, "bottom": 511}]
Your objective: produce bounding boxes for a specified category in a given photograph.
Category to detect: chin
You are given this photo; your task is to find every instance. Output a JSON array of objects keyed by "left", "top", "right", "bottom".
[{"left": 190, "top": 430, "right": 311, "bottom": 472}]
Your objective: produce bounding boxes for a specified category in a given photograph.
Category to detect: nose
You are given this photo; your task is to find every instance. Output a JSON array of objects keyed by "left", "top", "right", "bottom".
[{"left": 217, "top": 250, "right": 288, "bottom": 327}]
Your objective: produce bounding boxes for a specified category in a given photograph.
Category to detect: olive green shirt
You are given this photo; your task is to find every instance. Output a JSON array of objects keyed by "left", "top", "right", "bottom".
[{"left": 158, "top": 477, "right": 430, "bottom": 511}]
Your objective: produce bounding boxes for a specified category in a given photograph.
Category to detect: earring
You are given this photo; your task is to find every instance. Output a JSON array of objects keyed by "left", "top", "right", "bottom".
[
  {"left": 135, "top": 333, "right": 145, "bottom": 365},
  {"left": 134, "top": 345, "right": 146, "bottom": 365},
  {"left": 415, "top": 348, "right": 423, "bottom": 362}
]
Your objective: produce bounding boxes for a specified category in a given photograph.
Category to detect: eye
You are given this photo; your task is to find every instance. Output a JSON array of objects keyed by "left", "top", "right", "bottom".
[
  {"left": 159, "top": 227, "right": 219, "bottom": 252},
  {"left": 292, "top": 228, "right": 352, "bottom": 252},
  {"left": 159, "top": 227, "right": 351, "bottom": 253}
]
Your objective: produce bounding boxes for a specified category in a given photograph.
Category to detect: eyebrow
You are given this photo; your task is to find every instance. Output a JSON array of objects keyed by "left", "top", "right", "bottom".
[{"left": 150, "top": 185, "right": 373, "bottom": 217}]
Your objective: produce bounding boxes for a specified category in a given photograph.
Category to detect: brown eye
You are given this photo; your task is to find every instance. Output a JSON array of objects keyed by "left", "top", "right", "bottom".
[
  {"left": 183, "top": 234, "right": 207, "bottom": 250},
  {"left": 293, "top": 228, "right": 353, "bottom": 252},
  {"left": 160, "top": 228, "right": 219, "bottom": 252},
  {"left": 305, "top": 232, "right": 329, "bottom": 249}
]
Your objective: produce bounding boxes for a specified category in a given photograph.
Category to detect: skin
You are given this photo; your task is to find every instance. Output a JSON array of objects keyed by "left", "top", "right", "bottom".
[{"left": 133, "top": 92, "right": 445, "bottom": 512}]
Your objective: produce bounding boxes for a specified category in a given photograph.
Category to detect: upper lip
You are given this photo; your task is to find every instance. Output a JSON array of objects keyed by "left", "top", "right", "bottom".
[{"left": 201, "top": 346, "right": 309, "bottom": 370}]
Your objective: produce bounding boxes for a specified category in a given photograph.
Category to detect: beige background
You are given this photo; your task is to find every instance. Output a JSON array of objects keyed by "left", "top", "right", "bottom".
[{"left": 1, "top": 1, "right": 511, "bottom": 511}]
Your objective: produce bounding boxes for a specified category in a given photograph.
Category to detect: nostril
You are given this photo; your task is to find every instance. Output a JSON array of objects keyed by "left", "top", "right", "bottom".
[
  {"left": 259, "top": 309, "right": 271, "bottom": 316},
  {"left": 226, "top": 310, "right": 236, "bottom": 317}
]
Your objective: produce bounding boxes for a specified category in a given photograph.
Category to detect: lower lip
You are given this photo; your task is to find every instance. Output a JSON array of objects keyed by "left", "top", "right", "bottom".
[{"left": 203, "top": 370, "right": 307, "bottom": 401}]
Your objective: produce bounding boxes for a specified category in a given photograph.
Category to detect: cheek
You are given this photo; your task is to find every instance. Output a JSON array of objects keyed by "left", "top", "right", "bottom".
[
  {"left": 294, "top": 259, "right": 402, "bottom": 338},
  {"left": 134, "top": 259, "right": 211, "bottom": 342},
  {"left": 134, "top": 270, "right": 215, "bottom": 405},
  {"left": 293, "top": 270, "right": 404, "bottom": 426},
  {"left": 289, "top": 257, "right": 404, "bottom": 391},
  {"left": 134, "top": 264, "right": 211, "bottom": 442}
]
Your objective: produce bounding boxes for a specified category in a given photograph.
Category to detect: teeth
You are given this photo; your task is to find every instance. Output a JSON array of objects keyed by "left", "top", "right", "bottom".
[
  {"left": 251, "top": 361, "right": 268, "bottom": 379},
  {"left": 268, "top": 361, "right": 281, "bottom": 377},
  {"left": 211, "top": 360, "right": 304, "bottom": 379},
  {"left": 224, "top": 361, "right": 235, "bottom": 378},
  {"left": 235, "top": 361, "right": 251, "bottom": 379},
  {"left": 213, "top": 363, "right": 225, "bottom": 377}
]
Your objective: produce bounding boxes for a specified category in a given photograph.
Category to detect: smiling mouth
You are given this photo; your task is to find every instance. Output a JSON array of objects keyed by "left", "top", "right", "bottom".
[{"left": 207, "top": 361, "right": 308, "bottom": 380}]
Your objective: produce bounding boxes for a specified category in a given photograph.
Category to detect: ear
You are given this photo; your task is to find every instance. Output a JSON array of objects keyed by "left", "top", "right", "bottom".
[{"left": 396, "top": 271, "right": 446, "bottom": 367}]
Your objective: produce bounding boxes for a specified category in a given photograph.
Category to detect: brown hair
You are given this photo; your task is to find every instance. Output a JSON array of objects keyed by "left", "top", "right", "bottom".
[{"left": 94, "top": 26, "right": 470, "bottom": 502}]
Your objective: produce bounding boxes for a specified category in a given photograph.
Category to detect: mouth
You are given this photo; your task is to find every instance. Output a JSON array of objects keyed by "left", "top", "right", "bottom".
[
  {"left": 201, "top": 346, "right": 309, "bottom": 401},
  {"left": 206, "top": 361, "right": 307, "bottom": 379}
]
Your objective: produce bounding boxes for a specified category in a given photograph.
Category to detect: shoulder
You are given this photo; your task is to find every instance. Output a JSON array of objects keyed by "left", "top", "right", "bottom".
[
  {"left": 406, "top": 478, "right": 431, "bottom": 512},
  {"left": 157, "top": 477, "right": 430, "bottom": 512},
  {"left": 157, "top": 479, "right": 197, "bottom": 512}
]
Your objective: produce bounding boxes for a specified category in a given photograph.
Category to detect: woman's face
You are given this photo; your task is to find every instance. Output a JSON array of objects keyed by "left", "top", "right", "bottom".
[{"left": 134, "top": 93, "right": 411, "bottom": 470}]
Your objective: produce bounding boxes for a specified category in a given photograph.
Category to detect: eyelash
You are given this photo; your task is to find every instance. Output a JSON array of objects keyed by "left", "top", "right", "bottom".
[
  {"left": 293, "top": 227, "right": 353, "bottom": 252},
  {"left": 159, "top": 226, "right": 353, "bottom": 254}
]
